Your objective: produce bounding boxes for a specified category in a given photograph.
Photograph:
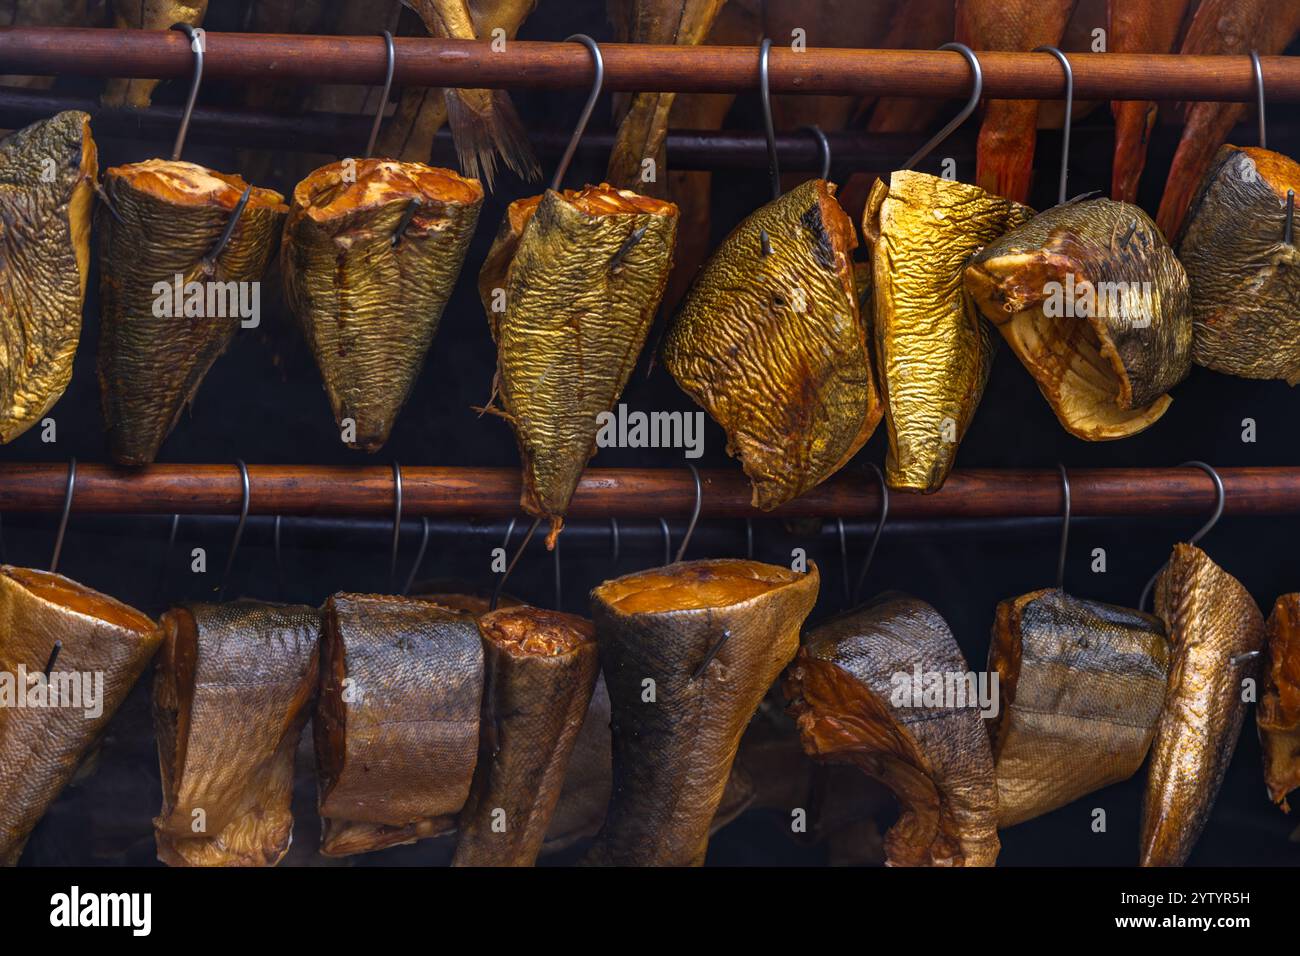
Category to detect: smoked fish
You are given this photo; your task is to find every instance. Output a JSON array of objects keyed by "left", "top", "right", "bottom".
[
  {"left": 478, "top": 184, "right": 678, "bottom": 547},
  {"left": 315, "top": 593, "right": 483, "bottom": 856},
  {"left": 0, "top": 567, "right": 160, "bottom": 866},
  {"left": 1260, "top": 594, "right": 1300, "bottom": 811},
  {"left": 965, "top": 198, "right": 1192, "bottom": 440},
  {"left": 282, "top": 159, "right": 483, "bottom": 451},
  {"left": 453, "top": 607, "right": 599, "bottom": 866},
  {"left": 863, "top": 170, "right": 1032, "bottom": 492},
  {"left": 153, "top": 602, "right": 319, "bottom": 867},
  {"left": 584, "top": 559, "right": 819, "bottom": 866},
  {"left": 784, "top": 593, "right": 1000, "bottom": 866},
  {"left": 665, "top": 179, "right": 881, "bottom": 509},
  {"left": 0, "top": 2, "right": 104, "bottom": 91},
  {"left": 103, "top": 1, "right": 208, "bottom": 109},
  {"left": 98, "top": 160, "right": 286, "bottom": 465},
  {"left": 1142, "top": 543, "right": 1265, "bottom": 866},
  {"left": 1178, "top": 146, "right": 1300, "bottom": 383},
  {"left": 988, "top": 588, "right": 1169, "bottom": 827},
  {"left": 0, "top": 111, "right": 96, "bottom": 443}
]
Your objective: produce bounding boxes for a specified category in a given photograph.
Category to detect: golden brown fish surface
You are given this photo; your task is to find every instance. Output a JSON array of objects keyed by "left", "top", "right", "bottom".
[
  {"left": 479, "top": 184, "right": 678, "bottom": 546},
  {"left": 1142, "top": 543, "right": 1265, "bottom": 866},
  {"left": 315, "top": 593, "right": 483, "bottom": 856},
  {"left": 1261, "top": 594, "right": 1300, "bottom": 811},
  {"left": 784, "top": 593, "right": 1000, "bottom": 866},
  {"left": 152, "top": 602, "right": 319, "bottom": 867},
  {"left": 584, "top": 558, "right": 819, "bottom": 865},
  {"left": 965, "top": 198, "right": 1192, "bottom": 440},
  {"left": 103, "top": 1, "right": 207, "bottom": 109},
  {"left": 282, "top": 159, "right": 483, "bottom": 452},
  {"left": 863, "top": 170, "right": 1032, "bottom": 492},
  {"left": 0, "top": 566, "right": 160, "bottom": 865},
  {"left": 453, "top": 607, "right": 599, "bottom": 866},
  {"left": 988, "top": 588, "right": 1168, "bottom": 828}
]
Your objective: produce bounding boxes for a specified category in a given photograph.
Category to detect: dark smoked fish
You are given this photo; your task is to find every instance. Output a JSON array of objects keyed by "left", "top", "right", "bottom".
[{"left": 1260, "top": 595, "right": 1300, "bottom": 811}]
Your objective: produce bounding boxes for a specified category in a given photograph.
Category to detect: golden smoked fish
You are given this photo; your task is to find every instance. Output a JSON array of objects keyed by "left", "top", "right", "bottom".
[
  {"left": 98, "top": 160, "right": 286, "bottom": 465},
  {"left": 153, "top": 602, "right": 319, "bottom": 867},
  {"left": 103, "top": 0, "right": 208, "bottom": 109},
  {"left": 453, "top": 607, "right": 599, "bottom": 866},
  {"left": 784, "top": 594, "right": 1000, "bottom": 866},
  {"left": 0, "top": 112, "right": 96, "bottom": 443},
  {"left": 584, "top": 559, "right": 819, "bottom": 866},
  {"left": 282, "top": 159, "right": 483, "bottom": 451},
  {"left": 479, "top": 184, "right": 677, "bottom": 546},
  {"left": 315, "top": 593, "right": 483, "bottom": 856},
  {"left": 863, "top": 170, "right": 1031, "bottom": 492},
  {"left": 988, "top": 588, "right": 1168, "bottom": 827},
  {"left": 665, "top": 179, "right": 881, "bottom": 509},
  {"left": 1142, "top": 543, "right": 1265, "bottom": 866},
  {"left": 1178, "top": 146, "right": 1300, "bottom": 383},
  {"left": 0, "top": 567, "right": 160, "bottom": 865},
  {"left": 1260, "top": 595, "right": 1300, "bottom": 811},
  {"left": 965, "top": 198, "right": 1192, "bottom": 440}
]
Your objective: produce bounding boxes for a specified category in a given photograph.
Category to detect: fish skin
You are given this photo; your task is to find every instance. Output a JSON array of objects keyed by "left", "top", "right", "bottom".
[
  {"left": 584, "top": 558, "right": 819, "bottom": 866},
  {"left": 103, "top": 1, "right": 207, "bottom": 109},
  {"left": 478, "top": 184, "right": 678, "bottom": 547},
  {"left": 988, "top": 588, "right": 1169, "bottom": 828},
  {"left": 965, "top": 198, "right": 1192, "bottom": 440},
  {"left": 453, "top": 607, "right": 598, "bottom": 866},
  {"left": 665, "top": 179, "right": 881, "bottom": 510},
  {"left": 0, "top": 112, "right": 96, "bottom": 443},
  {"left": 864, "top": 0, "right": 958, "bottom": 135},
  {"left": 152, "top": 602, "right": 319, "bottom": 867},
  {"left": 1142, "top": 543, "right": 1265, "bottom": 866},
  {"left": 315, "top": 593, "right": 484, "bottom": 857},
  {"left": 1178, "top": 146, "right": 1300, "bottom": 383},
  {"left": 862, "top": 170, "right": 1032, "bottom": 492},
  {"left": 0, "top": 566, "right": 160, "bottom": 866},
  {"left": 282, "top": 159, "right": 483, "bottom": 452},
  {"left": 1260, "top": 594, "right": 1300, "bottom": 811},
  {"left": 784, "top": 593, "right": 1000, "bottom": 866}
]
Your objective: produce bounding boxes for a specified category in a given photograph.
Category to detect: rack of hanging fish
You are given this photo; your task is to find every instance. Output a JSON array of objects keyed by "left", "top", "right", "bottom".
[{"left": 1, "top": 1, "right": 1300, "bottom": 870}]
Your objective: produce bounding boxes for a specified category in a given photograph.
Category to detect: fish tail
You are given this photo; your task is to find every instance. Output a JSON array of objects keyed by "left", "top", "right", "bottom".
[
  {"left": 606, "top": 92, "right": 675, "bottom": 195},
  {"left": 1156, "top": 102, "right": 1247, "bottom": 240},
  {"left": 1111, "top": 101, "right": 1158, "bottom": 203},
  {"left": 443, "top": 87, "right": 540, "bottom": 190},
  {"left": 975, "top": 100, "right": 1038, "bottom": 204}
]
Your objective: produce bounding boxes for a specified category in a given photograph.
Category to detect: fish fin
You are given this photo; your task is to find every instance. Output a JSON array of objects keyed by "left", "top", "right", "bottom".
[
  {"left": 544, "top": 516, "right": 563, "bottom": 551},
  {"left": 444, "top": 88, "right": 541, "bottom": 189}
]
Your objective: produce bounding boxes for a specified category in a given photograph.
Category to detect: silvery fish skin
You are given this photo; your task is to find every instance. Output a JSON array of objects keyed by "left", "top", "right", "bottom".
[
  {"left": 1260, "top": 594, "right": 1300, "bottom": 811},
  {"left": 103, "top": 1, "right": 208, "bottom": 109}
]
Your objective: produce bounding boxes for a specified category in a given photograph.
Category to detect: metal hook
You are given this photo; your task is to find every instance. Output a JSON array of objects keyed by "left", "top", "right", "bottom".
[
  {"left": 759, "top": 38, "right": 780, "bottom": 199},
  {"left": 170, "top": 23, "right": 204, "bottom": 161},
  {"left": 1034, "top": 46, "right": 1073, "bottom": 206},
  {"left": 553, "top": 535, "right": 563, "bottom": 610},
  {"left": 551, "top": 34, "right": 604, "bottom": 192},
  {"left": 273, "top": 515, "right": 285, "bottom": 601},
  {"left": 364, "top": 31, "right": 396, "bottom": 160},
  {"left": 659, "top": 518, "right": 671, "bottom": 566},
  {"left": 903, "top": 43, "right": 982, "bottom": 172},
  {"left": 799, "top": 124, "right": 831, "bottom": 181},
  {"left": 402, "top": 517, "right": 430, "bottom": 597},
  {"left": 1056, "top": 463, "right": 1070, "bottom": 591},
  {"left": 202, "top": 185, "right": 251, "bottom": 267},
  {"left": 157, "top": 513, "right": 180, "bottom": 606},
  {"left": 1286, "top": 190, "right": 1295, "bottom": 246},
  {"left": 1252, "top": 51, "right": 1267, "bottom": 150},
  {"left": 675, "top": 464, "right": 702, "bottom": 562},
  {"left": 390, "top": 197, "right": 422, "bottom": 247},
  {"left": 389, "top": 462, "right": 402, "bottom": 592},
  {"left": 691, "top": 627, "right": 732, "bottom": 681},
  {"left": 609, "top": 517, "right": 620, "bottom": 567},
  {"left": 745, "top": 518, "right": 754, "bottom": 560},
  {"left": 853, "top": 463, "right": 889, "bottom": 604},
  {"left": 43, "top": 639, "right": 62, "bottom": 678},
  {"left": 217, "top": 460, "right": 250, "bottom": 601},
  {"left": 491, "top": 515, "right": 541, "bottom": 611},
  {"left": 836, "top": 518, "right": 850, "bottom": 605},
  {"left": 1139, "top": 461, "right": 1225, "bottom": 612},
  {"left": 49, "top": 457, "right": 75, "bottom": 574}
]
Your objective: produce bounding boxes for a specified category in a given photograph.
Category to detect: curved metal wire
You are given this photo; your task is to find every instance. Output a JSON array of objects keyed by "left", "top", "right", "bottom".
[
  {"left": 1034, "top": 46, "right": 1073, "bottom": 205},
  {"left": 388, "top": 461, "right": 402, "bottom": 592},
  {"left": 759, "top": 38, "right": 780, "bottom": 199},
  {"left": 402, "top": 518, "right": 430, "bottom": 597},
  {"left": 799, "top": 124, "right": 831, "bottom": 181},
  {"left": 170, "top": 23, "right": 204, "bottom": 161},
  {"left": 551, "top": 34, "right": 604, "bottom": 192},
  {"left": 675, "top": 464, "right": 702, "bottom": 562},
  {"left": 1056, "top": 463, "right": 1070, "bottom": 591},
  {"left": 1139, "top": 461, "right": 1225, "bottom": 612},
  {"left": 553, "top": 535, "right": 563, "bottom": 610},
  {"left": 217, "top": 460, "right": 250, "bottom": 601},
  {"left": 491, "top": 515, "right": 542, "bottom": 611},
  {"left": 836, "top": 517, "right": 850, "bottom": 605},
  {"left": 364, "top": 30, "right": 396, "bottom": 160},
  {"left": 853, "top": 463, "right": 889, "bottom": 604},
  {"left": 49, "top": 457, "right": 76, "bottom": 574},
  {"left": 273, "top": 514, "right": 285, "bottom": 601},
  {"left": 903, "top": 43, "right": 982, "bottom": 172},
  {"left": 609, "top": 517, "right": 620, "bottom": 567},
  {"left": 1252, "top": 50, "right": 1267, "bottom": 149},
  {"left": 659, "top": 518, "right": 671, "bottom": 566}
]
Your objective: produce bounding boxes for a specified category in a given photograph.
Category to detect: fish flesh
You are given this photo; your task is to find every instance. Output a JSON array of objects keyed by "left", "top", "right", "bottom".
[
  {"left": 0, "top": 112, "right": 96, "bottom": 443},
  {"left": 0, "top": 566, "right": 160, "bottom": 865},
  {"left": 453, "top": 607, "right": 599, "bottom": 866},
  {"left": 1142, "top": 543, "right": 1265, "bottom": 866},
  {"left": 315, "top": 593, "right": 483, "bottom": 856},
  {"left": 665, "top": 179, "right": 881, "bottom": 509},
  {"left": 965, "top": 198, "right": 1192, "bottom": 440},
  {"left": 98, "top": 160, "right": 286, "bottom": 465},
  {"left": 988, "top": 588, "right": 1168, "bottom": 828},
  {"left": 584, "top": 558, "right": 819, "bottom": 865},
  {"left": 863, "top": 0, "right": 958, "bottom": 137},
  {"left": 1260, "top": 594, "right": 1300, "bottom": 811},
  {"left": 784, "top": 593, "right": 1000, "bottom": 866},
  {"left": 478, "top": 184, "right": 678, "bottom": 546},
  {"left": 153, "top": 601, "right": 319, "bottom": 867},
  {"left": 103, "top": 1, "right": 208, "bottom": 109},
  {"left": 863, "top": 170, "right": 1032, "bottom": 492},
  {"left": 1177, "top": 146, "right": 1300, "bottom": 383},
  {"left": 282, "top": 159, "right": 483, "bottom": 452}
]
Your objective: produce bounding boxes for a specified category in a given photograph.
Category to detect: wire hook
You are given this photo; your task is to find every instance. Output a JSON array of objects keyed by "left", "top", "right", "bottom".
[
  {"left": 491, "top": 515, "right": 541, "bottom": 611},
  {"left": 799, "top": 124, "right": 831, "bottom": 181},
  {"left": 49, "top": 457, "right": 76, "bottom": 574},
  {"left": 853, "top": 463, "right": 889, "bottom": 604},
  {"left": 1251, "top": 51, "right": 1267, "bottom": 150},
  {"left": 217, "top": 460, "right": 250, "bottom": 601},
  {"left": 553, "top": 535, "right": 563, "bottom": 610},
  {"left": 759, "top": 38, "right": 780, "bottom": 199},
  {"left": 609, "top": 517, "right": 620, "bottom": 567},
  {"left": 389, "top": 461, "right": 402, "bottom": 592},
  {"left": 170, "top": 23, "right": 204, "bottom": 161},
  {"left": 1139, "top": 461, "right": 1225, "bottom": 612},
  {"left": 273, "top": 514, "right": 285, "bottom": 601},
  {"left": 1034, "top": 46, "right": 1073, "bottom": 206},
  {"left": 551, "top": 34, "right": 604, "bottom": 192},
  {"left": 402, "top": 517, "right": 430, "bottom": 597},
  {"left": 836, "top": 518, "right": 850, "bottom": 605},
  {"left": 903, "top": 43, "right": 982, "bottom": 172},
  {"left": 364, "top": 31, "right": 396, "bottom": 160},
  {"left": 659, "top": 518, "right": 671, "bottom": 566},
  {"left": 1056, "top": 463, "right": 1070, "bottom": 591},
  {"left": 675, "top": 464, "right": 702, "bottom": 562}
]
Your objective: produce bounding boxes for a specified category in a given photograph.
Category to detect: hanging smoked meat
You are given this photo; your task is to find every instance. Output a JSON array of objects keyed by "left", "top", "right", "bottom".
[
  {"left": 102, "top": 1, "right": 208, "bottom": 109},
  {"left": 1260, "top": 594, "right": 1300, "bottom": 812}
]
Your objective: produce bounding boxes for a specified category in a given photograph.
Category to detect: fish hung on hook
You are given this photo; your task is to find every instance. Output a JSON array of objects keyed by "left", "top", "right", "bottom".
[
  {"left": 102, "top": 1, "right": 209, "bottom": 109},
  {"left": 1260, "top": 594, "right": 1300, "bottom": 812}
]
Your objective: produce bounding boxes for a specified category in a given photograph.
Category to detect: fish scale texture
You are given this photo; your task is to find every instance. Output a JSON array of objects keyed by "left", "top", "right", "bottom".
[{"left": 1260, "top": 595, "right": 1300, "bottom": 810}]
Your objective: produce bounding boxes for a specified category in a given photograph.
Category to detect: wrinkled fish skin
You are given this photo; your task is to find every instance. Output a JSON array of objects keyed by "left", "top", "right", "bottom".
[
  {"left": 315, "top": 593, "right": 483, "bottom": 857},
  {"left": 153, "top": 602, "right": 319, "bottom": 867},
  {"left": 989, "top": 588, "right": 1168, "bottom": 828},
  {"left": 784, "top": 593, "right": 999, "bottom": 866},
  {"left": 1178, "top": 146, "right": 1300, "bottom": 384},
  {"left": 282, "top": 159, "right": 483, "bottom": 452},
  {"left": 665, "top": 179, "right": 881, "bottom": 510},
  {"left": 1260, "top": 595, "right": 1300, "bottom": 811},
  {"left": 584, "top": 559, "right": 819, "bottom": 866},
  {"left": 863, "top": 170, "right": 1032, "bottom": 492},
  {"left": 1142, "top": 543, "right": 1265, "bottom": 866},
  {"left": 0, "top": 566, "right": 160, "bottom": 866},
  {"left": 103, "top": 1, "right": 208, "bottom": 109},
  {"left": 0, "top": 111, "right": 96, "bottom": 443}
]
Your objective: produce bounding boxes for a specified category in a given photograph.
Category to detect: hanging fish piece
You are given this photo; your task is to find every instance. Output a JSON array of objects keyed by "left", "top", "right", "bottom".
[
  {"left": 1142, "top": 543, "right": 1265, "bottom": 866},
  {"left": 102, "top": 1, "right": 209, "bottom": 109},
  {"left": 1260, "top": 594, "right": 1300, "bottom": 811},
  {"left": 0, "top": 111, "right": 97, "bottom": 444},
  {"left": 0, "top": 566, "right": 161, "bottom": 866},
  {"left": 965, "top": 199, "right": 1192, "bottom": 441},
  {"left": 152, "top": 601, "right": 319, "bottom": 867},
  {"left": 863, "top": 170, "right": 1031, "bottom": 492},
  {"left": 584, "top": 558, "right": 819, "bottom": 866},
  {"left": 282, "top": 159, "right": 483, "bottom": 452}
]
